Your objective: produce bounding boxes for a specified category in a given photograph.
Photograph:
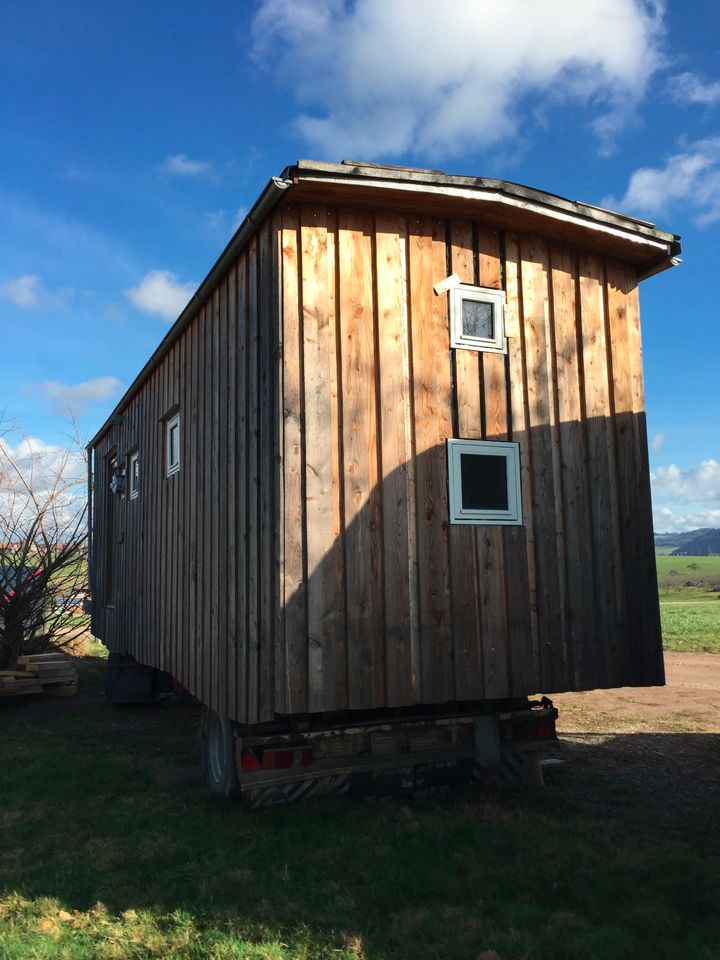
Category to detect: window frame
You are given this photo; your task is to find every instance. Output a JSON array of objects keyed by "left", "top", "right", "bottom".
[
  {"left": 449, "top": 284, "right": 507, "bottom": 354},
  {"left": 165, "top": 412, "right": 180, "bottom": 477},
  {"left": 447, "top": 438, "right": 522, "bottom": 525},
  {"left": 128, "top": 450, "right": 139, "bottom": 500}
]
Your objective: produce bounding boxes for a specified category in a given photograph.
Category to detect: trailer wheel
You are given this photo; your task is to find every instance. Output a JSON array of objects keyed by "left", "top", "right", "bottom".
[{"left": 202, "top": 709, "right": 240, "bottom": 798}]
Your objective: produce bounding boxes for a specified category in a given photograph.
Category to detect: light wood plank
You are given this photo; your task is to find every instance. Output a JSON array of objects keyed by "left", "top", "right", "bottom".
[
  {"left": 408, "top": 215, "right": 454, "bottom": 704},
  {"left": 520, "top": 234, "right": 565, "bottom": 692},
  {"left": 280, "top": 206, "right": 307, "bottom": 714},
  {"left": 551, "top": 245, "right": 597, "bottom": 687},
  {"left": 375, "top": 211, "right": 418, "bottom": 704},
  {"left": 578, "top": 252, "right": 624, "bottom": 687},
  {"left": 338, "top": 208, "right": 384, "bottom": 710},
  {"left": 449, "top": 220, "right": 482, "bottom": 700}
]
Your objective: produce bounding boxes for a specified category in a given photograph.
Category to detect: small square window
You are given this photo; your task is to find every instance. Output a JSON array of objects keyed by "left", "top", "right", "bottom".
[
  {"left": 450, "top": 285, "right": 506, "bottom": 354},
  {"left": 166, "top": 412, "right": 180, "bottom": 476},
  {"left": 448, "top": 439, "right": 522, "bottom": 525},
  {"left": 128, "top": 451, "right": 139, "bottom": 499}
]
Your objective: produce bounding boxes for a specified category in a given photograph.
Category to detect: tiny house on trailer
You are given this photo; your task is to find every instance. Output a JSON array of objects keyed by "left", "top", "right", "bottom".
[{"left": 88, "top": 160, "right": 680, "bottom": 803}]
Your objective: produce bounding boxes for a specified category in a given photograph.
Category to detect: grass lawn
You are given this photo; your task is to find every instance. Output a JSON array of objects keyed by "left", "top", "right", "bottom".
[
  {"left": 660, "top": 602, "right": 720, "bottom": 653},
  {"left": 657, "top": 555, "right": 720, "bottom": 654},
  {"left": 1, "top": 657, "right": 719, "bottom": 960},
  {"left": 655, "top": 555, "right": 720, "bottom": 579}
]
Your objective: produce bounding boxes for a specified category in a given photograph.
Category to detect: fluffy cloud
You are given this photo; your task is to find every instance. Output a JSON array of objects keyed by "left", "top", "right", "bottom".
[
  {"left": 604, "top": 137, "right": 720, "bottom": 225},
  {"left": 126, "top": 270, "right": 196, "bottom": 322},
  {"left": 0, "top": 274, "right": 40, "bottom": 307},
  {"left": 0, "top": 434, "right": 85, "bottom": 526},
  {"left": 160, "top": 154, "right": 214, "bottom": 177},
  {"left": 652, "top": 459, "right": 720, "bottom": 532},
  {"left": 33, "top": 377, "right": 122, "bottom": 414},
  {"left": 250, "top": 0, "right": 665, "bottom": 158},
  {"left": 650, "top": 432, "right": 665, "bottom": 453},
  {"left": 667, "top": 71, "right": 720, "bottom": 106}
]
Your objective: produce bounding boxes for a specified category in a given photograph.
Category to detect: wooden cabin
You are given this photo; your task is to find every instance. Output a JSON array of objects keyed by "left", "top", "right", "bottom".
[{"left": 88, "top": 160, "right": 680, "bottom": 728}]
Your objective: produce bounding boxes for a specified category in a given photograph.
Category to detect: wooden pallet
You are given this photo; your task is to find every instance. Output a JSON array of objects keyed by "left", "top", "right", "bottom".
[{"left": 0, "top": 654, "right": 78, "bottom": 699}]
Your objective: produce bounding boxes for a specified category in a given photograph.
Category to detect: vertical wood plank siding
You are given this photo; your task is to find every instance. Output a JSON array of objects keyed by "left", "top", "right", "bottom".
[
  {"left": 276, "top": 205, "right": 662, "bottom": 712},
  {"left": 90, "top": 201, "right": 663, "bottom": 725}
]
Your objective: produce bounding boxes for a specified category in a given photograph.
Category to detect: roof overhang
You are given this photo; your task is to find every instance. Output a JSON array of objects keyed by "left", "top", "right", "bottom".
[{"left": 283, "top": 160, "right": 681, "bottom": 279}]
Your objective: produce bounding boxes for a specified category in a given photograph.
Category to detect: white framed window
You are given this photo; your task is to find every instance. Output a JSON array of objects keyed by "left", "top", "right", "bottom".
[
  {"left": 447, "top": 439, "right": 522, "bottom": 525},
  {"left": 450, "top": 284, "right": 506, "bottom": 354},
  {"left": 166, "top": 412, "right": 180, "bottom": 477},
  {"left": 128, "top": 451, "right": 139, "bottom": 499}
]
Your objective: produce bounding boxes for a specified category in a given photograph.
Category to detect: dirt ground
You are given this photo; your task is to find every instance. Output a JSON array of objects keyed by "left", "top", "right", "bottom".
[
  {"left": 551, "top": 652, "right": 720, "bottom": 732},
  {"left": 544, "top": 653, "right": 720, "bottom": 851}
]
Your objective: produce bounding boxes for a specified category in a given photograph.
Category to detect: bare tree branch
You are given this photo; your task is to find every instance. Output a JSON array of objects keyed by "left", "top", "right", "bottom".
[{"left": 0, "top": 419, "right": 89, "bottom": 668}]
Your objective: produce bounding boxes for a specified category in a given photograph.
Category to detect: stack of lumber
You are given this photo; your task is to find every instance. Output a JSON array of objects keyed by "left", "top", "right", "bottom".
[{"left": 0, "top": 653, "right": 78, "bottom": 698}]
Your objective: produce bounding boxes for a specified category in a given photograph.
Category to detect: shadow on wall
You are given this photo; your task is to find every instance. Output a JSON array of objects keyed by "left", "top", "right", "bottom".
[{"left": 278, "top": 411, "right": 663, "bottom": 719}]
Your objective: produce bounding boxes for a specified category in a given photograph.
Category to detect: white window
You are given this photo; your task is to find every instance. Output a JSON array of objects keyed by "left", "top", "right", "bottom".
[
  {"left": 128, "top": 451, "right": 139, "bottom": 499},
  {"left": 450, "top": 284, "right": 506, "bottom": 354},
  {"left": 448, "top": 439, "right": 522, "bottom": 525},
  {"left": 166, "top": 412, "right": 180, "bottom": 476}
]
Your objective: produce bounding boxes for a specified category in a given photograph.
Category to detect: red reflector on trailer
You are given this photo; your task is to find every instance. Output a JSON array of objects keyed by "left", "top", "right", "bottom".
[
  {"left": 241, "top": 749, "right": 261, "bottom": 771},
  {"left": 262, "top": 749, "right": 295, "bottom": 769}
]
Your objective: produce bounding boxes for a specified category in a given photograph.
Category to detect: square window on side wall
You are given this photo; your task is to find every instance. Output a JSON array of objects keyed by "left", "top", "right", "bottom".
[
  {"left": 447, "top": 439, "right": 522, "bottom": 525},
  {"left": 450, "top": 285, "right": 506, "bottom": 354}
]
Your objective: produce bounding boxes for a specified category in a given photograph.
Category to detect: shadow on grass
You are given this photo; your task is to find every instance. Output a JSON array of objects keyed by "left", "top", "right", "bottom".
[{"left": 1, "top": 694, "right": 719, "bottom": 960}]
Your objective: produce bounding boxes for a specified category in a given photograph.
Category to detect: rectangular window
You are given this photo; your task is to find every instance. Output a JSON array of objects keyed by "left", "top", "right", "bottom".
[
  {"left": 450, "top": 285, "right": 506, "bottom": 354},
  {"left": 128, "top": 451, "right": 139, "bottom": 499},
  {"left": 448, "top": 439, "right": 522, "bottom": 525},
  {"left": 166, "top": 412, "right": 180, "bottom": 476}
]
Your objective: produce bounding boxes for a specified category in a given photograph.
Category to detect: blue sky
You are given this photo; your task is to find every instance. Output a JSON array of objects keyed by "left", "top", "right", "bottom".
[{"left": 1, "top": 0, "right": 718, "bottom": 531}]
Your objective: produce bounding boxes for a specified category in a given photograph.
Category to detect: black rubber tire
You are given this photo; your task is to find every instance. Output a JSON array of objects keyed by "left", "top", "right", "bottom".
[{"left": 202, "top": 709, "right": 240, "bottom": 798}]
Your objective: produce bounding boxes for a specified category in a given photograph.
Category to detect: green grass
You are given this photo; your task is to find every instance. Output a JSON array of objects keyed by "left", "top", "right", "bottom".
[
  {"left": 656, "top": 555, "right": 720, "bottom": 654},
  {"left": 1, "top": 675, "right": 719, "bottom": 960},
  {"left": 655, "top": 555, "right": 720, "bottom": 579},
  {"left": 660, "top": 602, "right": 720, "bottom": 653}
]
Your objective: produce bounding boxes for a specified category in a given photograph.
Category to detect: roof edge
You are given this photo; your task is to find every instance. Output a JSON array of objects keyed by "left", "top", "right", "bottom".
[{"left": 88, "top": 175, "right": 292, "bottom": 449}]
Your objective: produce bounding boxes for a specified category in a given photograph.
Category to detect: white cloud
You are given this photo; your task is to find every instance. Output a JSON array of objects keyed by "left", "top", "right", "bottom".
[
  {"left": 0, "top": 274, "right": 75, "bottom": 310},
  {"left": 667, "top": 71, "right": 720, "bottom": 106},
  {"left": 603, "top": 137, "right": 720, "bottom": 225},
  {"left": 650, "top": 432, "right": 665, "bottom": 453},
  {"left": 205, "top": 209, "right": 226, "bottom": 230},
  {"left": 0, "top": 434, "right": 86, "bottom": 528},
  {"left": 250, "top": 0, "right": 665, "bottom": 158},
  {"left": 126, "top": 270, "right": 196, "bottom": 322},
  {"left": 160, "top": 154, "right": 214, "bottom": 177},
  {"left": 0, "top": 274, "right": 40, "bottom": 307},
  {"left": 32, "top": 377, "right": 122, "bottom": 414},
  {"left": 652, "top": 459, "right": 720, "bottom": 532}
]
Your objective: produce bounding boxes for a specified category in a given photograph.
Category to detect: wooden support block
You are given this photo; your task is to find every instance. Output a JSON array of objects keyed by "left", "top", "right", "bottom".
[
  {"left": 25, "top": 660, "right": 72, "bottom": 672},
  {"left": 16, "top": 653, "right": 68, "bottom": 664}
]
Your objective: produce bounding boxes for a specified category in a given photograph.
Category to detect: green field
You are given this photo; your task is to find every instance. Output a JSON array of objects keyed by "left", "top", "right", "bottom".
[
  {"left": 656, "top": 554, "right": 720, "bottom": 654},
  {"left": 655, "top": 554, "right": 720, "bottom": 579}
]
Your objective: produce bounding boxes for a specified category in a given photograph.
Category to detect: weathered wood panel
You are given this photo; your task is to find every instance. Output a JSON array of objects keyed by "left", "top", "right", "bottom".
[
  {"left": 408, "top": 216, "right": 454, "bottom": 705},
  {"left": 375, "top": 211, "right": 418, "bottom": 704},
  {"left": 90, "top": 192, "right": 663, "bottom": 724},
  {"left": 449, "top": 221, "right": 482, "bottom": 700},
  {"left": 338, "top": 208, "right": 384, "bottom": 710}
]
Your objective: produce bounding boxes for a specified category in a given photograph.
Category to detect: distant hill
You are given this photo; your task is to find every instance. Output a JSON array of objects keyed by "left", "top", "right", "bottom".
[{"left": 655, "top": 528, "right": 720, "bottom": 556}]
